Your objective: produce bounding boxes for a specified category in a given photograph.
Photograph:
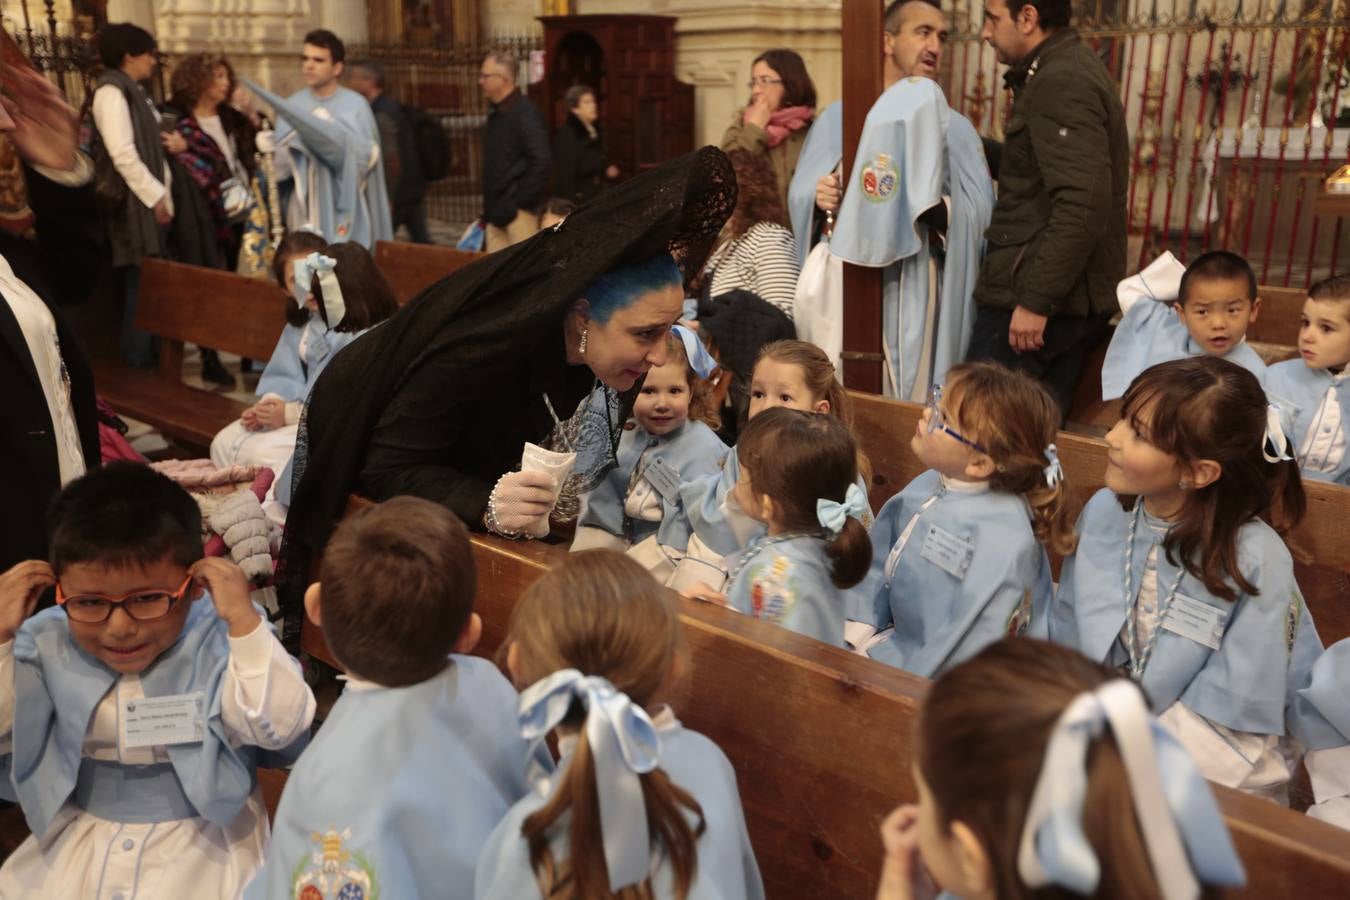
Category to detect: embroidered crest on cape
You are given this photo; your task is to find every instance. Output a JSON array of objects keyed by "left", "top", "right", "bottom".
[
  {"left": 292, "top": 828, "right": 379, "bottom": 900},
  {"left": 750, "top": 556, "right": 796, "bottom": 623},
  {"left": 1286, "top": 590, "right": 1305, "bottom": 664},
  {"left": 860, "top": 153, "right": 899, "bottom": 203}
]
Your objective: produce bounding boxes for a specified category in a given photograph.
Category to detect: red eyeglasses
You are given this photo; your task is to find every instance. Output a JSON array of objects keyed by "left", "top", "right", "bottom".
[{"left": 55, "top": 575, "right": 193, "bottom": 624}]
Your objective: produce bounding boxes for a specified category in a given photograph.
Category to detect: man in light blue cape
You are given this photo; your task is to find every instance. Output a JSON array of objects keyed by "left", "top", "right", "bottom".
[
  {"left": 246, "top": 29, "right": 392, "bottom": 248},
  {"left": 829, "top": 77, "right": 994, "bottom": 400},
  {"left": 787, "top": 0, "right": 951, "bottom": 267}
]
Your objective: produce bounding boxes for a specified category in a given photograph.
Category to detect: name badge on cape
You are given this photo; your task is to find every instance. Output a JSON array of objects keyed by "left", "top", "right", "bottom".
[
  {"left": 120, "top": 691, "right": 206, "bottom": 748},
  {"left": 643, "top": 457, "right": 682, "bottom": 504},
  {"left": 1161, "top": 593, "right": 1228, "bottom": 651},
  {"left": 920, "top": 524, "right": 975, "bottom": 580}
]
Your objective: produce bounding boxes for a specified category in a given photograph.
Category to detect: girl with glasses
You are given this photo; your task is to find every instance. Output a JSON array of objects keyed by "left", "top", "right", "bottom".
[{"left": 845, "top": 362, "right": 1075, "bottom": 677}]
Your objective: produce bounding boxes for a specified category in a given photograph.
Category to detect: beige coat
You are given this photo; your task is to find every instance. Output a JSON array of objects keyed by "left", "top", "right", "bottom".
[{"left": 721, "top": 121, "right": 806, "bottom": 214}]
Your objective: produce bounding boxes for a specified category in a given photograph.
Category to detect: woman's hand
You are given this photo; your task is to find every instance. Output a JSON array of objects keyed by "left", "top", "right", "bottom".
[
  {"left": 744, "top": 94, "right": 773, "bottom": 131},
  {"left": 161, "top": 131, "right": 188, "bottom": 155},
  {"left": 876, "top": 806, "right": 938, "bottom": 900},
  {"left": 486, "top": 469, "right": 558, "bottom": 537}
]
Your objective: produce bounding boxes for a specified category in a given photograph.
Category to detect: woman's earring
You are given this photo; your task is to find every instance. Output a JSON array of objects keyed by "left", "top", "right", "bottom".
[
  {"left": 1178, "top": 479, "right": 1191, "bottom": 490},
  {"left": 578, "top": 327, "right": 588, "bottom": 356}
]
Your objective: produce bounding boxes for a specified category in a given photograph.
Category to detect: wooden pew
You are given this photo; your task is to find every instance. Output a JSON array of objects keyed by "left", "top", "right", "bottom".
[
  {"left": 373, "top": 240, "right": 482, "bottom": 305},
  {"left": 93, "top": 259, "right": 287, "bottom": 452},
  {"left": 304, "top": 526, "right": 1350, "bottom": 898},
  {"left": 849, "top": 391, "right": 1350, "bottom": 648}
]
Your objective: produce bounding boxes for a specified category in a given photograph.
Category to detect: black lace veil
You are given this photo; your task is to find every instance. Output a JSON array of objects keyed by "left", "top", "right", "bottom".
[{"left": 279, "top": 146, "right": 736, "bottom": 621}]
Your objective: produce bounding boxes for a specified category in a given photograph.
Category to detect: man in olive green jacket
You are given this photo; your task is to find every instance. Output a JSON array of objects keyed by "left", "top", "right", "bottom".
[{"left": 965, "top": 0, "right": 1129, "bottom": 413}]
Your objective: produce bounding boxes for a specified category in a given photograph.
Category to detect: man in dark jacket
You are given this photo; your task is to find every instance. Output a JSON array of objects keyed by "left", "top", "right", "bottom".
[
  {"left": 479, "top": 49, "right": 550, "bottom": 252},
  {"left": 965, "top": 0, "right": 1128, "bottom": 413},
  {"left": 349, "top": 60, "right": 430, "bottom": 244}
]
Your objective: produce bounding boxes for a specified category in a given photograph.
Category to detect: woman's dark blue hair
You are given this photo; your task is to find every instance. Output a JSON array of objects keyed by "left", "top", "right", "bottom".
[{"left": 581, "top": 253, "right": 682, "bottom": 323}]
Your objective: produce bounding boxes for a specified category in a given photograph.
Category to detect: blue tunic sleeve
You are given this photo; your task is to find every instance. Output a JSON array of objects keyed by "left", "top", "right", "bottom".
[
  {"left": 1100, "top": 299, "right": 1190, "bottom": 400},
  {"left": 1291, "top": 639, "right": 1350, "bottom": 751},
  {"left": 255, "top": 322, "right": 308, "bottom": 400}
]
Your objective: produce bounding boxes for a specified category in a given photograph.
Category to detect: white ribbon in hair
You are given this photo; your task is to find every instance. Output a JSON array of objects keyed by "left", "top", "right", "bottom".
[
  {"left": 1262, "top": 400, "right": 1297, "bottom": 464},
  {"left": 292, "top": 252, "right": 346, "bottom": 329},
  {"left": 1042, "top": 443, "right": 1064, "bottom": 489},
  {"left": 1017, "top": 679, "right": 1245, "bottom": 899}
]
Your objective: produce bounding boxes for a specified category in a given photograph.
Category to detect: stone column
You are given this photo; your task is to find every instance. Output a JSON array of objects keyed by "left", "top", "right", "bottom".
[
  {"left": 577, "top": 0, "right": 841, "bottom": 147},
  {"left": 148, "top": 0, "right": 372, "bottom": 94}
]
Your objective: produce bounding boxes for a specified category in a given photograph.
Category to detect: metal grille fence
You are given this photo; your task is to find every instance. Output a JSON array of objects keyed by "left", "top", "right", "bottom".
[
  {"left": 347, "top": 34, "right": 543, "bottom": 229},
  {"left": 938, "top": 0, "right": 1350, "bottom": 287}
]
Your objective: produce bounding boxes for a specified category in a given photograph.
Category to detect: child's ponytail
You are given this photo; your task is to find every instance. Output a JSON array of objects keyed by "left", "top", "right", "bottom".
[
  {"left": 519, "top": 675, "right": 705, "bottom": 900},
  {"left": 1021, "top": 445, "right": 1079, "bottom": 557},
  {"left": 504, "top": 551, "right": 703, "bottom": 900},
  {"left": 817, "top": 482, "right": 872, "bottom": 589}
]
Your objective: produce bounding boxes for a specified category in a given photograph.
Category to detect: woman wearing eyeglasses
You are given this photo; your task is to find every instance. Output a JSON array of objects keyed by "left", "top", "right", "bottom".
[{"left": 721, "top": 48, "right": 817, "bottom": 212}]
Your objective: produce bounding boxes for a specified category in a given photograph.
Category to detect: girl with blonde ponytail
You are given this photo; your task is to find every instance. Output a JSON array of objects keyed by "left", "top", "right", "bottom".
[
  {"left": 475, "top": 551, "right": 764, "bottom": 900},
  {"left": 844, "top": 362, "right": 1075, "bottom": 677}
]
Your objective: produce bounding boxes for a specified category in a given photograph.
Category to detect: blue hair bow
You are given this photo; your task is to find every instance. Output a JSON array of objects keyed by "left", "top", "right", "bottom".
[
  {"left": 292, "top": 252, "right": 345, "bottom": 329},
  {"left": 671, "top": 324, "right": 717, "bottom": 380},
  {"left": 518, "top": 669, "right": 662, "bottom": 892},
  {"left": 1017, "top": 680, "right": 1245, "bottom": 899},
  {"left": 1043, "top": 443, "right": 1064, "bottom": 489},
  {"left": 816, "top": 482, "right": 869, "bottom": 536}
]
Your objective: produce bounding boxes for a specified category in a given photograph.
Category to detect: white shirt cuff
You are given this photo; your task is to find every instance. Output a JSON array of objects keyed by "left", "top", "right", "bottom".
[{"left": 227, "top": 619, "right": 273, "bottom": 676}]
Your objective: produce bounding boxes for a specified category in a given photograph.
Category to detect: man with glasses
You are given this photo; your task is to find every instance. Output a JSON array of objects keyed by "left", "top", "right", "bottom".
[
  {"left": 479, "top": 49, "right": 550, "bottom": 252},
  {"left": 245, "top": 29, "right": 392, "bottom": 249}
]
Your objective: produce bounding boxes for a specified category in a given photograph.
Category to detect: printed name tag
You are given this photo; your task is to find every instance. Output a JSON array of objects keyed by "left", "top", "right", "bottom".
[
  {"left": 643, "top": 457, "right": 682, "bottom": 504},
  {"left": 120, "top": 692, "right": 206, "bottom": 749},
  {"left": 1161, "top": 593, "right": 1228, "bottom": 651},
  {"left": 920, "top": 525, "right": 975, "bottom": 581}
]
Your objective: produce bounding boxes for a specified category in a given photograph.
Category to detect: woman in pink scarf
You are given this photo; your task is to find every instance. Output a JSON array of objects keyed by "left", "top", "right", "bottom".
[{"left": 721, "top": 48, "right": 817, "bottom": 212}]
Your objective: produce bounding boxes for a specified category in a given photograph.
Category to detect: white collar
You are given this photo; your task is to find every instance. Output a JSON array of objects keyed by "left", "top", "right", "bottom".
[{"left": 939, "top": 474, "right": 991, "bottom": 494}]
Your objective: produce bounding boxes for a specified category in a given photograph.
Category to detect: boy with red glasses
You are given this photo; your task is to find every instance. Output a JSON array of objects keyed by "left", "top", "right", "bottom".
[{"left": 0, "top": 462, "right": 315, "bottom": 899}]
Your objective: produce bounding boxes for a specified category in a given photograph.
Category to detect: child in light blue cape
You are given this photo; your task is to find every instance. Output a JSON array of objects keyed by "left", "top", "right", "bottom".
[
  {"left": 873, "top": 638, "right": 1245, "bottom": 900},
  {"left": 692, "top": 407, "right": 871, "bottom": 648},
  {"left": 247, "top": 497, "right": 545, "bottom": 900},
  {"left": 477, "top": 550, "right": 763, "bottom": 900},
  {"left": 0, "top": 465, "right": 314, "bottom": 900},
  {"left": 573, "top": 327, "right": 728, "bottom": 579},
  {"left": 1103, "top": 250, "right": 1267, "bottom": 400},
  {"left": 1041, "top": 357, "right": 1321, "bottom": 801},
  {"left": 846, "top": 363, "right": 1068, "bottom": 677},
  {"left": 1264, "top": 275, "right": 1350, "bottom": 485}
]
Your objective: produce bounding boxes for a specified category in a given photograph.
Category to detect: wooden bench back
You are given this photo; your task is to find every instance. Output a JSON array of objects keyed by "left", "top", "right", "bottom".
[
  {"left": 1250, "top": 284, "right": 1307, "bottom": 346},
  {"left": 373, "top": 240, "right": 483, "bottom": 305},
  {"left": 849, "top": 391, "right": 1350, "bottom": 647},
  {"left": 467, "top": 538, "right": 1350, "bottom": 898},
  {"left": 137, "top": 258, "right": 286, "bottom": 382}
]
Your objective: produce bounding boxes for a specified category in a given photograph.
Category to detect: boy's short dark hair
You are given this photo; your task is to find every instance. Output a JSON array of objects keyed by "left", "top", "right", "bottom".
[
  {"left": 1178, "top": 250, "right": 1258, "bottom": 307},
  {"left": 49, "top": 463, "right": 203, "bottom": 576},
  {"left": 319, "top": 497, "right": 475, "bottom": 687},
  {"left": 1309, "top": 274, "right": 1350, "bottom": 319},
  {"left": 97, "top": 23, "right": 156, "bottom": 70},
  {"left": 303, "top": 29, "right": 345, "bottom": 65}
]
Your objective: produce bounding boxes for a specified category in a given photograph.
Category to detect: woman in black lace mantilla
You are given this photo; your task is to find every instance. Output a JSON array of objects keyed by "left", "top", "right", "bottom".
[{"left": 279, "top": 147, "right": 735, "bottom": 614}]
